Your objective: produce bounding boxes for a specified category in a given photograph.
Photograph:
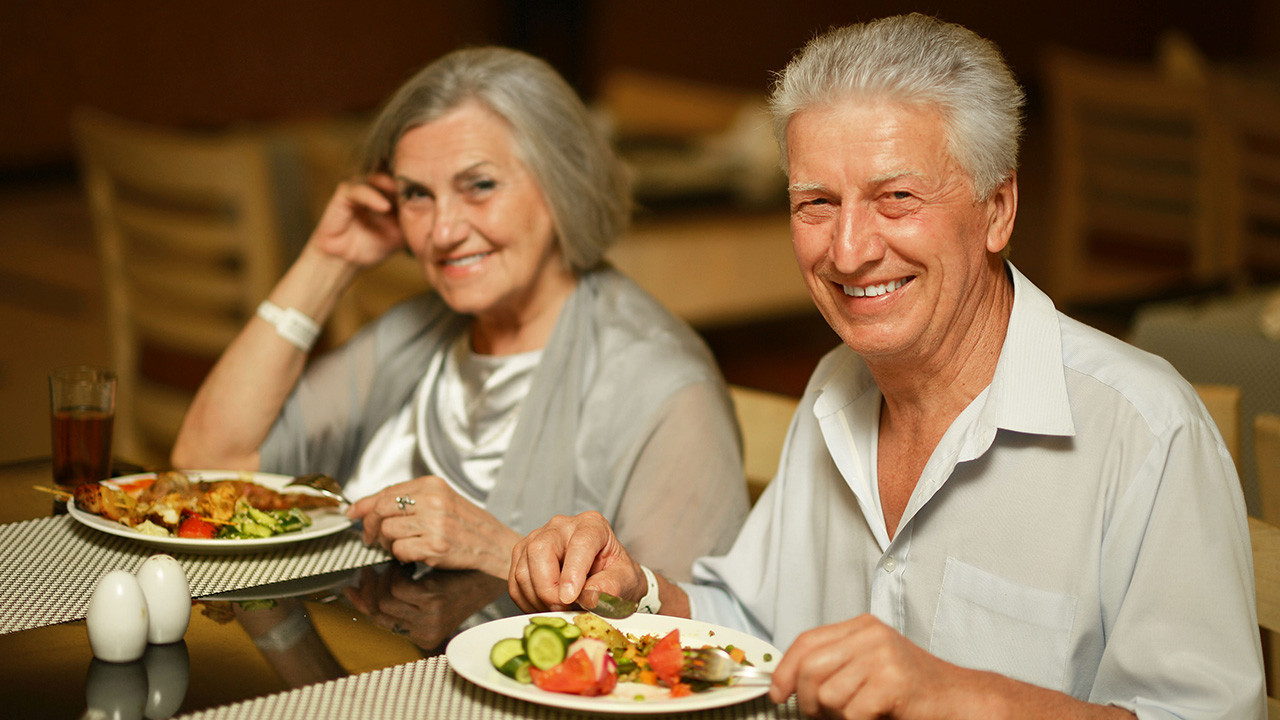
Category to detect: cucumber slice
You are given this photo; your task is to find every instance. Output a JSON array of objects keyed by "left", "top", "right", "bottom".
[
  {"left": 525, "top": 625, "right": 568, "bottom": 669},
  {"left": 500, "top": 656, "right": 533, "bottom": 683},
  {"left": 490, "top": 637, "right": 526, "bottom": 671},
  {"left": 560, "top": 624, "right": 582, "bottom": 640},
  {"left": 529, "top": 615, "right": 568, "bottom": 628}
]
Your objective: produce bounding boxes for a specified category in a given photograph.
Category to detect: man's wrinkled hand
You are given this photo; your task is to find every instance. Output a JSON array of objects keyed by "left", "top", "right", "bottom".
[{"left": 508, "top": 511, "right": 642, "bottom": 613}]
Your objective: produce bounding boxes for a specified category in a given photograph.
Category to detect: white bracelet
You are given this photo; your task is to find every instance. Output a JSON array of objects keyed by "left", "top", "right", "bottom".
[
  {"left": 256, "top": 300, "right": 320, "bottom": 352},
  {"left": 638, "top": 564, "right": 661, "bottom": 614}
]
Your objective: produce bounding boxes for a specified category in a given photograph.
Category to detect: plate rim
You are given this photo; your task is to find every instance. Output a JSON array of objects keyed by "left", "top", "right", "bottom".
[
  {"left": 67, "top": 469, "right": 353, "bottom": 553},
  {"left": 445, "top": 611, "right": 780, "bottom": 714}
]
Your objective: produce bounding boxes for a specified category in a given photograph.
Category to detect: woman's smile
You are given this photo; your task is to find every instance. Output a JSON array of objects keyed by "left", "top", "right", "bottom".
[{"left": 440, "top": 250, "right": 494, "bottom": 269}]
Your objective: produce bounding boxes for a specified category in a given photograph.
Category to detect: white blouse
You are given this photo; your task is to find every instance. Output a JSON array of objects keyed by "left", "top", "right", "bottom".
[{"left": 344, "top": 334, "right": 541, "bottom": 503}]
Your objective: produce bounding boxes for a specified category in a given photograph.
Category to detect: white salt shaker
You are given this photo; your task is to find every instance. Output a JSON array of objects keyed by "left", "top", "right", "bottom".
[
  {"left": 86, "top": 570, "right": 149, "bottom": 663},
  {"left": 134, "top": 554, "right": 190, "bottom": 644}
]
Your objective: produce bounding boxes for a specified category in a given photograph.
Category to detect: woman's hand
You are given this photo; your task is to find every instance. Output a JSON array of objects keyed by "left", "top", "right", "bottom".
[
  {"left": 507, "top": 511, "right": 645, "bottom": 613},
  {"left": 348, "top": 476, "right": 520, "bottom": 578},
  {"left": 309, "top": 174, "right": 407, "bottom": 268}
]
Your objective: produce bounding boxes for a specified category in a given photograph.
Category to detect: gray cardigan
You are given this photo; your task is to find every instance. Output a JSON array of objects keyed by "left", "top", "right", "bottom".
[{"left": 260, "top": 267, "right": 749, "bottom": 580}]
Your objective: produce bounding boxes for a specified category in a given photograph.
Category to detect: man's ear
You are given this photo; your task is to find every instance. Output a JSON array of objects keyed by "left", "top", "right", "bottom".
[{"left": 985, "top": 173, "right": 1018, "bottom": 255}]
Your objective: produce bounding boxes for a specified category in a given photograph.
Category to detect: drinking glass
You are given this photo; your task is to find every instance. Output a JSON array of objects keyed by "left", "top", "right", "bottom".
[{"left": 49, "top": 365, "right": 116, "bottom": 489}]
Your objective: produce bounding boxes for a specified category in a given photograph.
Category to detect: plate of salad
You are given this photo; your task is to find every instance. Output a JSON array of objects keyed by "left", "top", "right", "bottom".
[
  {"left": 68, "top": 470, "right": 353, "bottom": 554},
  {"left": 445, "top": 611, "right": 781, "bottom": 714}
]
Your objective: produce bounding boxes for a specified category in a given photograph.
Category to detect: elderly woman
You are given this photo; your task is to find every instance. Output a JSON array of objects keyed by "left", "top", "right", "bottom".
[{"left": 171, "top": 47, "right": 748, "bottom": 581}]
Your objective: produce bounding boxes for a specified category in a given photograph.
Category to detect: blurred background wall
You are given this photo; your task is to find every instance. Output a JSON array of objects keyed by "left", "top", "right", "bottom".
[
  {"left": 2, "top": 0, "right": 1276, "bottom": 173},
  {"left": 3, "top": 0, "right": 1279, "bottom": 466}
]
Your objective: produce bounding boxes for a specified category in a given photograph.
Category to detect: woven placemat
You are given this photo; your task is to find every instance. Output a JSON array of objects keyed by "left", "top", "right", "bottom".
[
  {"left": 0, "top": 515, "right": 390, "bottom": 634},
  {"left": 174, "top": 655, "right": 804, "bottom": 720}
]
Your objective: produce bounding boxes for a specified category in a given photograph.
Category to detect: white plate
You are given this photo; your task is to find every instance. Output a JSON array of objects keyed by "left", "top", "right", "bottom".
[
  {"left": 446, "top": 612, "right": 781, "bottom": 714},
  {"left": 68, "top": 470, "right": 353, "bottom": 554}
]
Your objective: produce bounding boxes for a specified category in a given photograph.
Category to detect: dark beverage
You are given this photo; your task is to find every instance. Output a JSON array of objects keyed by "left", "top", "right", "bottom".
[{"left": 51, "top": 407, "right": 114, "bottom": 488}]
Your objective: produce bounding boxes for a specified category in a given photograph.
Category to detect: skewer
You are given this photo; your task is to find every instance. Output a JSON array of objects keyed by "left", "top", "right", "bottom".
[{"left": 32, "top": 485, "right": 72, "bottom": 500}]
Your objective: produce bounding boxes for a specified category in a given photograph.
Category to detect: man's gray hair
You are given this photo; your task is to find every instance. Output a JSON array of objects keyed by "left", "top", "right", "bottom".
[
  {"left": 362, "top": 47, "right": 630, "bottom": 271},
  {"left": 770, "top": 14, "right": 1025, "bottom": 200}
]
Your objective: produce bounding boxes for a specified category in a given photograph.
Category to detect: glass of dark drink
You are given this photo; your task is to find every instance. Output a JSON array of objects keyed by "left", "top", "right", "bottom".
[{"left": 49, "top": 365, "right": 116, "bottom": 490}]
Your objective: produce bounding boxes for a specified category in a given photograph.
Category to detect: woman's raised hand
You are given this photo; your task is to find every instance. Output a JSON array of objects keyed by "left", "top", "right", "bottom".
[{"left": 310, "top": 173, "right": 407, "bottom": 268}]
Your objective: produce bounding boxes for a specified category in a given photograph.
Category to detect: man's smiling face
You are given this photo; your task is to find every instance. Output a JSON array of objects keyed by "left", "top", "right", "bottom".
[{"left": 786, "top": 96, "right": 1009, "bottom": 367}]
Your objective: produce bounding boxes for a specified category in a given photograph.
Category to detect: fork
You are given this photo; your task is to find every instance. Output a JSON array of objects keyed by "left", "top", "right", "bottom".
[
  {"left": 282, "top": 474, "right": 349, "bottom": 505},
  {"left": 682, "top": 647, "right": 773, "bottom": 686}
]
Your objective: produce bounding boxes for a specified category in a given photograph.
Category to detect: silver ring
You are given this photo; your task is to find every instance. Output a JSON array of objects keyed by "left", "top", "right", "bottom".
[{"left": 395, "top": 495, "right": 415, "bottom": 513}]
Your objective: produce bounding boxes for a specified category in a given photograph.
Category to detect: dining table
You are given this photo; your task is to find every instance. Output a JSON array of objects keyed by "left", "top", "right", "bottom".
[{"left": 0, "top": 458, "right": 803, "bottom": 719}]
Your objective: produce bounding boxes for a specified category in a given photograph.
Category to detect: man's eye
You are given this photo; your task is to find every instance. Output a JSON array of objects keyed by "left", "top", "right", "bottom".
[
  {"left": 793, "top": 197, "right": 830, "bottom": 212},
  {"left": 890, "top": 191, "right": 913, "bottom": 200},
  {"left": 399, "top": 186, "right": 429, "bottom": 201}
]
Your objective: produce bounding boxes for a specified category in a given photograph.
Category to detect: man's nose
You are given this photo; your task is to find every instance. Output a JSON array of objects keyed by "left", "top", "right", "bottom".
[{"left": 831, "top": 204, "right": 885, "bottom": 271}]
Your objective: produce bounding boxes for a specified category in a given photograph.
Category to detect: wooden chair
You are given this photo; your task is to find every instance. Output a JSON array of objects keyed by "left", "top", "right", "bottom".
[
  {"left": 1193, "top": 383, "right": 1243, "bottom": 470},
  {"left": 1250, "top": 515, "right": 1280, "bottom": 719},
  {"left": 1042, "top": 48, "right": 1231, "bottom": 308},
  {"left": 1218, "top": 73, "right": 1280, "bottom": 287},
  {"left": 72, "top": 108, "right": 285, "bottom": 466},
  {"left": 1256, "top": 412, "right": 1280, "bottom": 710},
  {"left": 1257, "top": 413, "right": 1280, "bottom": 526},
  {"left": 728, "top": 385, "right": 799, "bottom": 504}
]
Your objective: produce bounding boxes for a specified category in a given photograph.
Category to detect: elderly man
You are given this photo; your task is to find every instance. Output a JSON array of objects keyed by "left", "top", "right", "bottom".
[{"left": 509, "top": 14, "right": 1263, "bottom": 719}]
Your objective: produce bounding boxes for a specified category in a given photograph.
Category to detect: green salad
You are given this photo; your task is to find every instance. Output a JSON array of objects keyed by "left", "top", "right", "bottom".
[{"left": 217, "top": 500, "right": 312, "bottom": 539}]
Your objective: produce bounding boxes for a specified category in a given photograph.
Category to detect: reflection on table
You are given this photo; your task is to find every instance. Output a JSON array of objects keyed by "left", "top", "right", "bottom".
[{"left": 0, "top": 458, "right": 515, "bottom": 719}]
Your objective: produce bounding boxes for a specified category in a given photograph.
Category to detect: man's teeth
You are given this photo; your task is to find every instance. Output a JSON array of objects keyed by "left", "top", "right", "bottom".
[
  {"left": 444, "top": 252, "right": 489, "bottom": 267},
  {"left": 842, "top": 278, "right": 908, "bottom": 298}
]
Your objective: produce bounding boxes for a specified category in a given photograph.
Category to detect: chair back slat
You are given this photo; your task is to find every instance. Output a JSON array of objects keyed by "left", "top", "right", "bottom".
[{"left": 72, "top": 108, "right": 285, "bottom": 465}]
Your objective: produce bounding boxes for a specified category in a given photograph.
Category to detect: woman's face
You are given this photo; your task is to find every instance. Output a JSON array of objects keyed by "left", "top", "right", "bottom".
[{"left": 392, "top": 101, "right": 574, "bottom": 346}]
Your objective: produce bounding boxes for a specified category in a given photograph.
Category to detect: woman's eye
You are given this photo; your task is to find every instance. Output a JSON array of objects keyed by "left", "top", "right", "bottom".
[
  {"left": 399, "top": 185, "right": 429, "bottom": 201},
  {"left": 467, "top": 178, "right": 497, "bottom": 194},
  {"left": 890, "top": 191, "right": 913, "bottom": 200}
]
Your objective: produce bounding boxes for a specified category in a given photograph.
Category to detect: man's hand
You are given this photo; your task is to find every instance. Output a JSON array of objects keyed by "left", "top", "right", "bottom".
[
  {"left": 508, "top": 511, "right": 644, "bottom": 612},
  {"left": 772, "top": 615, "right": 968, "bottom": 718},
  {"left": 772, "top": 615, "right": 1136, "bottom": 719}
]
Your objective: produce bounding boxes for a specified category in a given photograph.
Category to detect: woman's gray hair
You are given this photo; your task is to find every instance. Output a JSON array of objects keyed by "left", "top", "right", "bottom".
[
  {"left": 362, "top": 47, "right": 630, "bottom": 271},
  {"left": 770, "top": 14, "right": 1025, "bottom": 200}
]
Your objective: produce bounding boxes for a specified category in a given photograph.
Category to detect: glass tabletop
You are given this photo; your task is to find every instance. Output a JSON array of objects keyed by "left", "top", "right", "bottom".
[{"left": 0, "top": 458, "right": 518, "bottom": 719}]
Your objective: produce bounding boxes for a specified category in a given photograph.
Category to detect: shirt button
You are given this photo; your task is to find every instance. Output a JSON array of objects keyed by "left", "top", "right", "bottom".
[{"left": 883, "top": 555, "right": 896, "bottom": 572}]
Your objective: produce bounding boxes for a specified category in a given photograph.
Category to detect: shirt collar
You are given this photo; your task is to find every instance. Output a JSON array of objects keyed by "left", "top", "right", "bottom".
[
  {"left": 812, "top": 262, "right": 1075, "bottom": 438},
  {"left": 983, "top": 262, "right": 1075, "bottom": 437}
]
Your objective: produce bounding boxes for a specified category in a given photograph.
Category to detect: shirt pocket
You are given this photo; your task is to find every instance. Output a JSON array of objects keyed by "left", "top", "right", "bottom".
[{"left": 928, "top": 556, "right": 1077, "bottom": 691}]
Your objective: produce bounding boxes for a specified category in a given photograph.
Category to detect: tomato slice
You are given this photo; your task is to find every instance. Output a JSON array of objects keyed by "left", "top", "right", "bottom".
[
  {"left": 646, "top": 629, "right": 684, "bottom": 687},
  {"left": 530, "top": 650, "right": 604, "bottom": 696},
  {"left": 114, "top": 477, "right": 154, "bottom": 493},
  {"left": 177, "top": 513, "right": 216, "bottom": 539}
]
